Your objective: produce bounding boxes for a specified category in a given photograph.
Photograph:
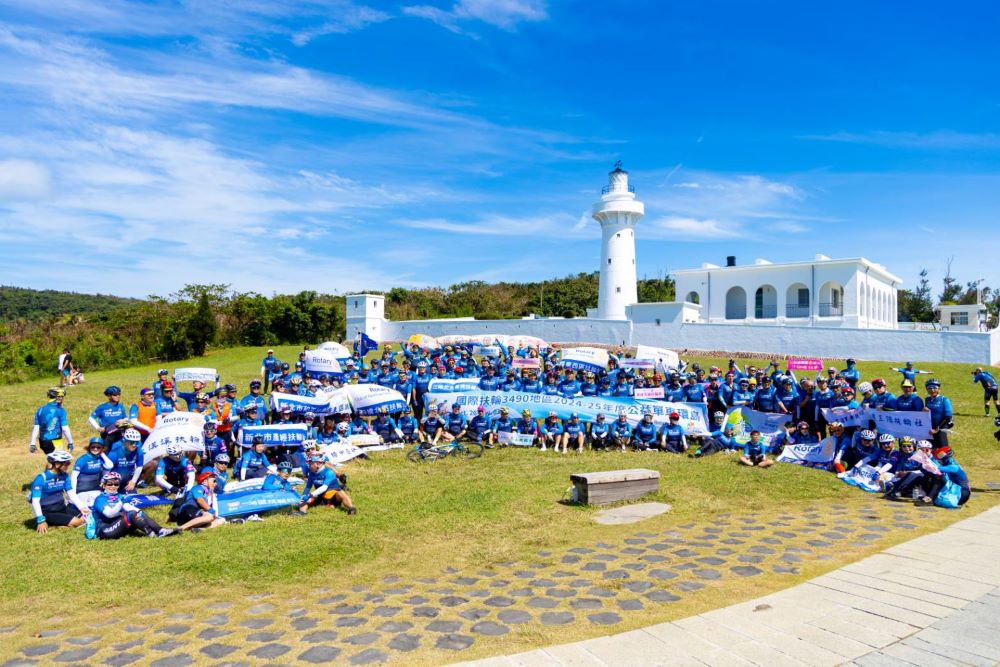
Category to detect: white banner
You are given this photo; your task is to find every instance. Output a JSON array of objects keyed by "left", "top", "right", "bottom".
[
  {"left": 173, "top": 367, "right": 217, "bottom": 384},
  {"left": 320, "top": 442, "right": 366, "bottom": 465},
  {"left": 142, "top": 412, "right": 205, "bottom": 460},
  {"left": 327, "top": 387, "right": 353, "bottom": 415},
  {"left": 723, "top": 407, "right": 789, "bottom": 445},
  {"left": 560, "top": 346, "right": 609, "bottom": 374},
  {"left": 348, "top": 433, "right": 381, "bottom": 447},
  {"left": 498, "top": 431, "right": 535, "bottom": 447},
  {"left": 238, "top": 424, "right": 309, "bottom": 448},
  {"left": 777, "top": 436, "right": 837, "bottom": 466},
  {"left": 304, "top": 350, "right": 343, "bottom": 376},
  {"left": 271, "top": 392, "right": 335, "bottom": 416},
  {"left": 635, "top": 345, "right": 680, "bottom": 370},
  {"left": 154, "top": 411, "right": 206, "bottom": 430},
  {"left": 427, "top": 377, "right": 482, "bottom": 393},
  {"left": 821, "top": 407, "right": 933, "bottom": 440},
  {"left": 343, "top": 384, "right": 408, "bottom": 416},
  {"left": 838, "top": 464, "right": 883, "bottom": 493},
  {"left": 407, "top": 334, "right": 440, "bottom": 350},
  {"left": 316, "top": 341, "right": 352, "bottom": 359},
  {"left": 620, "top": 358, "right": 655, "bottom": 369},
  {"left": 497, "top": 335, "right": 549, "bottom": 350},
  {"left": 635, "top": 387, "right": 664, "bottom": 399}
]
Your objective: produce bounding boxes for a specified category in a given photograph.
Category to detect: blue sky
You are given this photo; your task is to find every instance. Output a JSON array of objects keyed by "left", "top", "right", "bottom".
[{"left": 0, "top": 1, "right": 997, "bottom": 299}]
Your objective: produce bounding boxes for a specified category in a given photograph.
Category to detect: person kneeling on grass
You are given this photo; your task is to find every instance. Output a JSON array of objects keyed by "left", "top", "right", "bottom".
[
  {"left": 175, "top": 471, "right": 226, "bottom": 531},
  {"left": 30, "top": 450, "right": 87, "bottom": 534},
  {"left": 739, "top": 430, "right": 774, "bottom": 468},
  {"left": 296, "top": 454, "right": 356, "bottom": 516},
  {"left": 93, "top": 472, "right": 176, "bottom": 539}
]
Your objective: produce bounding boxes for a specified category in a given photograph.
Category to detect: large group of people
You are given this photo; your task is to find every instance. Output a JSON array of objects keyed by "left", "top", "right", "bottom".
[{"left": 27, "top": 340, "right": 979, "bottom": 538}]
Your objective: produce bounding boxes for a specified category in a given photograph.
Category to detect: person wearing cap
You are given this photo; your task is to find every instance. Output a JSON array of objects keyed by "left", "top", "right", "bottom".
[
  {"left": 106, "top": 428, "right": 145, "bottom": 492},
  {"left": 889, "top": 439, "right": 937, "bottom": 499},
  {"left": 561, "top": 412, "right": 586, "bottom": 453},
  {"left": 419, "top": 406, "right": 444, "bottom": 447},
  {"left": 500, "top": 369, "right": 521, "bottom": 393},
  {"left": 152, "top": 369, "right": 171, "bottom": 399},
  {"left": 298, "top": 454, "right": 357, "bottom": 516},
  {"left": 609, "top": 412, "right": 632, "bottom": 452},
  {"left": 888, "top": 361, "right": 932, "bottom": 384},
  {"left": 155, "top": 381, "right": 179, "bottom": 415},
  {"left": 789, "top": 420, "right": 818, "bottom": 446},
  {"left": 463, "top": 406, "right": 490, "bottom": 446},
  {"left": 811, "top": 377, "right": 835, "bottom": 437},
  {"left": 241, "top": 379, "right": 268, "bottom": 419},
  {"left": 477, "top": 365, "right": 501, "bottom": 392},
  {"left": 203, "top": 453, "right": 231, "bottom": 494},
  {"left": 868, "top": 378, "right": 896, "bottom": 411},
  {"left": 174, "top": 471, "right": 225, "bottom": 530},
  {"left": 263, "top": 461, "right": 296, "bottom": 493},
  {"left": 516, "top": 409, "right": 539, "bottom": 445},
  {"left": 892, "top": 380, "right": 924, "bottom": 412},
  {"left": 919, "top": 446, "right": 970, "bottom": 506},
  {"left": 839, "top": 358, "right": 860, "bottom": 389},
  {"left": 539, "top": 411, "right": 563, "bottom": 452},
  {"left": 739, "top": 430, "right": 774, "bottom": 468},
  {"left": 517, "top": 369, "right": 539, "bottom": 393},
  {"left": 882, "top": 437, "right": 920, "bottom": 499},
  {"left": 659, "top": 412, "right": 687, "bottom": 453},
  {"left": 201, "top": 421, "right": 226, "bottom": 466},
  {"left": 752, "top": 375, "right": 777, "bottom": 413},
  {"left": 233, "top": 402, "right": 264, "bottom": 447},
  {"left": 589, "top": 413, "right": 610, "bottom": 450},
  {"left": 260, "top": 349, "right": 280, "bottom": 393},
  {"left": 924, "top": 379, "right": 953, "bottom": 448},
  {"left": 342, "top": 358, "right": 359, "bottom": 383},
  {"left": 348, "top": 410, "right": 371, "bottom": 436},
  {"left": 695, "top": 422, "right": 737, "bottom": 457},
  {"left": 238, "top": 436, "right": 271, "bottom": 481},
  {"left": 397, "top": 406, "right": 419, "bottom": 443},
  {"left": 94, "top": 472, "right": 176, "bottom": 539},
  {"left": 558, "top": 370, "right": 581, "bottom": 399},
  {"left": 631, "top": 412, "right": 658, "bottom": 451},
  {"left": 89, "top": 386, "right": 129, "bottom": 449},
  {"left": 774, "top": 376, "right": 800, "bottom": 420},
  {"left": 440, "top": 403, "right": 468, "bottom": 443},
  {"left": 487, "top": 406, "right": 515, "bottom": 446},
  {"left": 971, "top": 367, "right": 1000, "bottom": 416},
  {"left": 373, "top": 408, "right": 404, "bottom": 445},
  {"left": 411, "top": 362, "right": 431, "bottom": 419},
  {"left": 30, "top": 387, "right": 74, "bottom": 455},
  {"left": 731, "top": 378, "right": 754, "bottom": 407},
  {"left": 175, "top": 373, "right": 222, "bottom": 411}
]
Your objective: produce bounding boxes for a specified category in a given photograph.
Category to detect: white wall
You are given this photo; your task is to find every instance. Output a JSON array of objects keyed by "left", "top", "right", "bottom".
[{"left": 384, "top": 318, "right": 634, "bottom": 347}]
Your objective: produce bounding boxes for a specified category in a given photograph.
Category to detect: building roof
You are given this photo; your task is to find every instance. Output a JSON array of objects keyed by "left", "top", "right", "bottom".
[{"left": 672, "top": 257, "right": 903, "bottom": 285}]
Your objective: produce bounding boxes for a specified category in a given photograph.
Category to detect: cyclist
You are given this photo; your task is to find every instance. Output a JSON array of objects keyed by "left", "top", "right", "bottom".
[
  {"left": 516, "top": 409, "right": 538, "bottom": 445},
  {"left": 468, "top": 406, "right": 493, "bottom": 446},
  {"left": 562, "top": 413, "right": 586, "bottom": 453},
  {"left": 840, "top": 358, "right": 860, "bottom": 388},
  {"left": 152, "top": 369, "right": 171, "bottom": 398},
  {"left": 263, "top": 461, "right": 296, "bottom": 492},
  {"left": 155, "top": 443, "right": 196, "bottom": 495},
  {"left": 739, "top": 430, "right": 774, "bottom": 468},
  {"left": 610, "top": 412, "right": 633, "bottom": 452},
  {"left": 539, "top": 411, "right": 564, "bottom": 452},
  {"left": 889, "top": 362, "right": 932, "bottom": 384},
  {"left": 93, "top": 472, "right": 176, "bottom": 539},
  {"left": 30, "top": 450, "right": 87, "bottom": 534},
  {"left": 175, "top": 377, "right": 220, "bottom": 410},
  {"left": 107, "top": 428, "right": 144, "bottom": 492},
  {"left": 156, "top": 381, "right": 179, "bottom": 414},
  {"left": 175, "top": 471, "right": 226, "bottom": 531},
  {"left": 659, "top": 412, "right": 687, "bottom": 453},
  {"left": 893, "top": 380, "right": 924, "bottom": 411},
  {"left": 201, "top": 421, "right": 227, "bottom": 465},
  {"left": 238, "top": 437, "right": 272, "bottom": 481},
  {"left": 89, "top": 386, "right": 129, "bottom": 448},
  {"left": 261, "top": 349, "right": 280, "bottom": 393},
  {"left": 71, "top": 437, "right": 113, "bottom": 509},
  {"left": 632, "top": 412, "right": 659, "bottom": 451},
  {"left": 868, "top": 378, "right": 896, "bottom": 410},
  {"left": 203, "top": 453, "right": 230, "bottom": 493},
  {"left": 30, "top": 387, "right": 74, "bottom": 455},
  {"left": 297, "top": 454, "right": 357, "bottom": 516},
  {"left": 128, "top": 388, "right": 159, "bottom": 438},
  {"left": 489, "top": 406, "right": 515, "bottom": 447},
  {"left": 971, "top": 367, "right": 1000, "bottom": 416},
  {"left": 397, "top": 406, "right": 419, "bottom": 444},
  {"left": 590, "top": 413, "right": 610, "bottom": 450},
  {"left": 419, "top": 406, "right": 444, "bottom": 448},
  {"left": 925, "top": 379, "right": 953, "bottom": 448},
  {"left": 441, "top": 403, "right": 468, "bottom": 443},
  {"left": 372, "top": 407, "right": 404, "bottom": 445}
]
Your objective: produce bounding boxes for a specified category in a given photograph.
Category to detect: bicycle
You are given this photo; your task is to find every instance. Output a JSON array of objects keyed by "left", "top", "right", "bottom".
[{"left": 405, "top": 439, "right": 484, "bottom": 463}]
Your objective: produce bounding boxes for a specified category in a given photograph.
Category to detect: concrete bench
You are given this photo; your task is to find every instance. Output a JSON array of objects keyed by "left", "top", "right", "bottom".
[{"left": 570, "top": 468, "right": 660, "bottom": 505}]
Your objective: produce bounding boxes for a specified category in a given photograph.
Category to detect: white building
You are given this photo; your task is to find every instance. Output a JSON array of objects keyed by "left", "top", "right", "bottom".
[
  {"left": 345, "top": 166, "right": 1000, "bottom": 363},
  {"left": 672, "top": 255, "right": 902, "bottom": 329},
  {"left": 935, "top": 303, "right": 988, "bottom": 332}
]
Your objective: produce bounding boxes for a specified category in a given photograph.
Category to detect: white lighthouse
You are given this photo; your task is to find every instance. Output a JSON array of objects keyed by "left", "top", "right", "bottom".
[{"left": 593, "top": 162, "right": 644, "bottom": 320}]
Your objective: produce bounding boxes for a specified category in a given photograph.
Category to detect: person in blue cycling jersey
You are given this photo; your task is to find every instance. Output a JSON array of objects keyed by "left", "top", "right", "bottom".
[
  {"left": 441, "top": 403, "right": 468, "bottom": 443},
  {"left": 175, "top": 471, "right": 226, "bottom": 530},
  {"left": 71, "top": 437, "right": 113, "bottom": 509},
  {"left": 610, "top": 412, "right": 632, "bottom": 452},
  {"left": 156, "top": 381, "right": 179, "bottom": 415},
  {"left": 589, "top": 413, "right": 610, "bottom": 450},
  {"left": 203, "top": 453, "right": 230, "bottom": 494},
  {"left": 868, "top": 378, "right": 896, "bottom": 410},
  {"left": 753, "top": 376, "right": 778, "bottom": 413},
  {"left": 30, "top": 387, "right": 74, "bottom": 455},
  {"left": 467, "top": 406, "right": 492, "bottom": 445},
  {"left": 659, "top": 412, "right": 687, "bottom": 454},
  {"left": 238, "top": 437, "right": 272, "bottom": 481},
  {"left": 260, "top": 349, "right": 279, "bottom": 393},
  {"left": 93, "top": 472, "right": 176, "bottom": 539},
  {"left": 561, "top": 413, "right": 586, "bottom": 453},
  {"left": 515, "top": 409, "right": 539, "bottom": 445},
  {"left": 107, "top": 428, "right": 145, "bottom": 492},
  {"left": 372, "top": 407, "right": 404, "bottom": 445},
  {"left": 263, "top": 461, "right": 296, "bottom": 492},
  {"left": 419, "top": 407, "right": 444, "bottom": 447},
  {"left": 889, "top": 362, "right": 932, "bottom": 384},
  {"left": 839, "top": 358, "right": 860, "bottom": 388},
  {"left": 539, "top": 411, "right": 564, "bottom": 451},
  {"left": 924, "top": 379, "right": 953, "bottom": 448},
  {"left": 739, "top": 430, "right": 774, "bottom": 468},
  {"left": 297, "top": 454, "right": 356, "bottom": 515},
  {"left": 240, "top": 379, "right": 268, "bottom": 420},
  {"left": 892, "top": 380, "right": 924, "bottom": 412},
  {"left": 922, "top": 446, "right": 971, "bottom": 506},
  {"left": 693, "top": 422, "right": 738, "bottom": 457},
  {"left": 156, "top": 443, "right": 196, "bottom": 494},
  {"left": 488, "top": 406, "right": 515, "bottom": 447},
  {"left": 89, "top": 385, "right": 130, "bottom": 449},
  {"left": 152, "top": 369, "right": 170, "bottom": 399},
  {"left": 971, "top": 367, "right": 1000, "bottom": 416},
  {"left": 30, "top": 450, "right": 87, "bottom": 533},
  {"left": 200, "top": 421, "right": 227, "bottom": 466},
  {"left": 397, "top": 406, "right": 419, "bottom": 443},
  {"left": 632, "top": 412, "right": 659, "bottom": 451}
]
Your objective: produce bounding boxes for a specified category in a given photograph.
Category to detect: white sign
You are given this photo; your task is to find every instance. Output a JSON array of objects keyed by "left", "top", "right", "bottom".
[
  {"left": 560, "top": 346, "right": 609, "bottom": 373},
  {"left": 154, "top": 411, "right": 207, "bottom": 430},
  {"left": 498, "top": 431, "right": 536, "bottom": 447},
  {"left": 320, "top": 442, "right": 366, "bottom": 465},
  {"left": 821, "top": 407, "right": 932, "bottom": 439},
  {"left": 348, "top": 433, "right": 381, "bottom": 448},
  {"left": 143, "top": 412, "right": 205, "bottom": 460},
  {"left": 634, "top": 345, "right": 679, "bottom": 370},
  {"left": 317, "top": 341, "right": 352, "bottom": 359},
  {"left": 777, "top": 437, "right": 837, "bottom": 466},
  {"left": 304, "top": 350, "right": 342, "bottom": 375},
  {"left": 635, "top": 387, "right": 665, "bottom": 399},
  {"left": 174, "top": 367, "right": 217, "bottom": 384},
  {"left": 620, "top": 358, "right": 655, "bottom": 369}
]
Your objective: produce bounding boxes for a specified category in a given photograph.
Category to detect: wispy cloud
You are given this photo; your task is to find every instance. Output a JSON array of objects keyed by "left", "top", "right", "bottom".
[
  {"left": 645, "top": 216, "right": 742, "bottom": 240},
  {"left": 398, "top": 211, "right": 585, "bottom": 237},
  {"left": 801, "top": 130, "right": 1000, "bottom": 151},
  {"left": 291, "top": 5, "right": 391, "bottom": 45},
  {"left": 404, "top": 0, "right": 547, "bottom": 34},
  {"left": 0, "top": 158, "right": 50, "bottom": 197}
]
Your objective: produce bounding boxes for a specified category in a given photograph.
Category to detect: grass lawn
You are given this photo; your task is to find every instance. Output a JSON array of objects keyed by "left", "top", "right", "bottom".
[{"left": 1, "top": 345, "right": 998, "bottom": 662}]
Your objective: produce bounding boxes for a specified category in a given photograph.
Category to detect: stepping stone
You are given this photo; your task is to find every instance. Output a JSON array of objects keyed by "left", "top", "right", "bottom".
[
  {"left": 514, "top": 571, "right": 534, "bottom": 579},
  {"left": 676, "top": 582, "right": 704, "bottom": 592},
  {"left": 247, "top": 603, "right": 274, "bottom": 614},
  {"left": 674, "top": 563, "right": 697, "bottom": 571},
  {"left": 202, "top": 614, "right": 228, "bottom": 626},
  {"left": 646, "top": 590, "right": 681, "bottom": 602},
  {"left": 509, "top": 587, "right": 533, "bottom": 597},
  {"left": 148, "top": 655, "right": 193, "bottom": 667},
  {"left": 319, "top": 595, "right": 347, "bottom": 605},
  {"left": 649, "top": 569, "right": 678, "bottom": 580},
  {"left": 157, "top": 624, "right": 190, "bottom": 634},
  {"left": 895, "top": 523, "right": 917, "bottom": 529},
  {"left": 731, "top": 566, "right": 764, "bottom": 577},
  {"left": 582, "top": 562, "right": 606, "bottom": 572},
  {"left": 571, "top": 598, "right": 603, "bottom": 610},
  {"left": 773, "top": 531, "right": 797, "bottom": 538},
  {"left": 477, "top": 571, "right": 497, "bottom": 577},
  {"left": 240, "top": 618, "right": 272, "bottom": 629},
  {"left": 403, "top": 596, "right": 428, "bottom": 605},
  {"left": 673, "top": 549, "right": 698, "bottom": 558},
  {"left": 641, "top": 555, "right": 668, "bottom": 563},
  {"left": 383, "top": 587, "right": 412, "bottom": 595},
  {"left": 454, "top": 577, "right": 479, "bottom": 586},
  {"left": 539, "top": 612, "right": 574, "bottom": 626},
  {"left": 603, "top": 570, "right": 630, "bottom": 580},
  {"left": 330, "top": 604, "right": 364, "bottom": 616},
  {"left": 22, "top": 645, "right": 58, "bottom": 657},
  {"left": 618, "top": 599, "right": 644, "bottom": 611},
  {"left": 529, "top": 578, "right": 556, "bottom": 587},
  {"left": 458, "top": 608, "right": 490, "bottom": 621},
  {"left": 364, "top": 594, "right": 385, "bottom": 603},
  {"left": 588, "top": 587, "right": 617, "bottom": 598},
  {"left": 412, "top": 607, "right": 439, "bottom": 618},
  {"left": 198, "top": 628, "right": 231, "bottom": 640},
  {"left": 694, "top": 569, "right": 721, "bottom": 580},
  {"left": 561, "top": 555, "right": 581, "bottom": 564},
  {"left": 292, "top": 617, "right": 318, "bottom": 631},
  {"left": 299, "top": 646, "right": 341, "bottom": 663},
  {"left": 377, "top": 621, "right": 413, "bottom": 633},
  {"left": 569, "top": 579, "right": 590, "bottom": 588},
  {"left": 467, "top": 590, "right": 489, "bottom": 598},
  {"left": 383, "top": 575, "right": 401, "bottom": 584},
  {"left": 349, "top": 648, "right": 388, "bottom": 665},
  {"left": 336, "top": 617, "right": 366, "bottom": 628},
  {"left": 739, "top": 555, "right": 764, "bottom": 564},
  {"left": 484, "top": 596, "right": 515, "bottom": 607},
  {"left": 388, "top": 634, "right": 420, "bottom": 652},
  {"left": 622, "top": 563, "right": 646, "bottom": 571},
  {"left": 807, "top": 540, "right": 831, "bottom": 548},
  {"left": 372, "top": 606, "right": 400, "bottom": 617},
  {"left": 247, "top": 631, "right": 284, "bottom": 642},
  {"left": 588, "top": 612, "right": 622, "bottom": 625},
  {"left": 624, "top": 581, "right": 653, "bottom": 593},
  {"left": 152, "top": 640, "right": 184, "bottom": 652},
  {"left": 38, "top": 630, "right": 64, "bottom": 638},
  {"left": 698, "top": 557, "right": 725, "bottom": 566},
  {"left": 527, "top": 597, "right": 558, "bottom": 609},
  {"left": 569, "top": 547, "right": 594, "bottom": 554},
  {"left": 247, "top": 593, "right": 271, "bottom": 601},
  {"left": 304, "top": 631, "right": 339, "bottom": 643},
  {"left": 593, "top": 554, "right": 618, "bottom": 562},
  {"left": 749, "top": 546, "right": 775, "bottom": 555},
  {"left": 498, "top": 610, "right": 532, "bottom": 624},
  {"left": 113, "top": 640, "right": 143, "bottom": 651},
  {"left": 761, "top": 537, "right": 782, "bottom": 545},
  {"left": 821, "top": 532, "right": 846, "bottom": 540},
  {"left": 427, "top": 620, "right": 461, "bottom": 633},
  {"left": 105, "top": 653, "right": 143, "bottom": 666},
  {"left": 780, "top": 554, "right": 802, "bottom": 563},
  {"left": 343, "top": 632, "right": 380, "bottom": 646},
  {"left": 434, "top": 634, "right": 474, "bottom": 651},
  {"left": 472, "top": 621, "right": 509, "bottom": 636},
  {"left": 546, "top": 588, "right": 575, "bottom": 598},
  {"left": 66, "top": 635, "right": 99, "bottom": 645},
  {"left": 200, "top": 644, "right": 238, "bottom": 659},
  {"left": 720, "top": 539, "right": 744, "bottom": 545}
]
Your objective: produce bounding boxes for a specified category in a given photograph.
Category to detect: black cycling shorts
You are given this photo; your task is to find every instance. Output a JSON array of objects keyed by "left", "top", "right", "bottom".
[
  {"left": 985, "top": 387, "right": 998, "bottom": 402},
  {"left": 42, "top": 503, "right": 80, "bottom": 527}
]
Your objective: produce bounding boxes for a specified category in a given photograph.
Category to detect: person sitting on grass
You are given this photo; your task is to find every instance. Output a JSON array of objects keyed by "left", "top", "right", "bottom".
[
  {"left": 71, "top": 437, "right": 113, "bottom": 509},
  {"left": 739, "top": 430, "right": 774, "bottom": 468},
  {"left": 658, "top": 411, "right": 687, "bottom": 454},
  {"left": 419, "top": 406, "right": 444, "bottom": 448},
  {"left": 489, "top": 406, "right": 515, "bottom": 447},
  {"left": 397, "top": 406, "right": 419, "bottom": 444},
  {"left": 175, "top": 471, "right": 226, "bottom": 531},
  {"left": 467, "top": 406, "right": 493, "bottom": 446},
  {"left": 296, "top": 454, "right": 357, "bottom": 516},
  {"left": 589, "top": 413, "right": 610, "bottom": 450},
  {"left": 203, "top": 453, "right": 230, "bottom": 494},
  {"left": 562, "top": 413, "right": 586, "bottom": 453},
  {"left": 693, "top": 422, "right": 737, "bottom": 457},
  {"left": 238, "top": 437, "right": 272, "bottom": 481},
  {"left": 540, "top": 411, "right": 564, "bottom": 452},
  {"left": 610, "top": 412, "right": 632, "bottom": 452},
  {"left": 93, "top": 472, "right": 176, "bottom": 539},
  {"left": 516, "top": 409, "right": 539, "bottom": 445},
  {"left": 263, "top": 461, "right": 296, "bottom": 492},
  {"left": 923, "top": 446, "right": 971, "bottom": 506},
  {"left": 883, "top": 437, "right": 919, "bottom": 499},
  {"left": 30, "top": 450, "right": 87, "bottom": 534},
  {"left": 156, "top": 443, "right": 196, "bottom": 495},
  {"left": 441, "top": 403, "right": 468, "bottom": 443}
]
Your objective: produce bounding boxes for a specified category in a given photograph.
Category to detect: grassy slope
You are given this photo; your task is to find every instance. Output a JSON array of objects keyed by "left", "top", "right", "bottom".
[{"left": 1, "top": 346, "right": 997, "bottom": 626}]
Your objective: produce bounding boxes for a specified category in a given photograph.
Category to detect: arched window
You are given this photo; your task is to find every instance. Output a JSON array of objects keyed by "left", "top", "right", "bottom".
[
  {"left": 785, "top": 283, "right": 809, "bottom": 318},
  {"left": 819, "top": 281, "right": 843, "bottom": 316},
  {"left": 685, "top": 291, "right": 700, "bottom": 305},
  {"left": 754, "top": 285, "right": 777, "bottom": 319},
  {"left": 725, "top": 286, "right": 747, "bottom": 319}
]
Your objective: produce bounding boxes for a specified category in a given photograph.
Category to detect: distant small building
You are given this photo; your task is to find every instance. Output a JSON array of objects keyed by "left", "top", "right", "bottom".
[
  {"left": 935, "top": 303, "right": 987, "bottom": 332},
  {"left": 672, "top": 255, "right": 901, "bottom": 329}
]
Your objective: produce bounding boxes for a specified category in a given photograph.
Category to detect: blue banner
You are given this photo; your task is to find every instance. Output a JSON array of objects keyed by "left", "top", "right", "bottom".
[
  {"left": 122, "top": 494, "right": 174, "bottom": 508},
  {"left": 238, "top": 424, "right": 309, "bottom": 448},
  {"left": 723, "top": 407, "right": 790, "bottom": 446},
  {"left": 271, "top": 392, "right": 335, "bottom": 416},
  {"left": 216, "top": 488, "right": 301, "bottom": 518}
]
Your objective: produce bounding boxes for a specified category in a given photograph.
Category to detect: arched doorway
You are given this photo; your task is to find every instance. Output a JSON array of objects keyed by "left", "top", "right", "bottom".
[
  {"left": 725, "top": 286, "right": 747, "bottom": 319},
  {"left": 754, "top": 285, "right": 777, "bottom": 319}
]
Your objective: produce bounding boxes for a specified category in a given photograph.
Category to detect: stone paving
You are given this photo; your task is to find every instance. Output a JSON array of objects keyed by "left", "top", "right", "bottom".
[{"left": 0, "top": 500, "right": 949, "bottom": 666}]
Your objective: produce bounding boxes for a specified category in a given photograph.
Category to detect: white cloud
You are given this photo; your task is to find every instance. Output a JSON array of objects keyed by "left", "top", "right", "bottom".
[
  {"left": 801, "top": 130, "right": 1000, "bottom": 151},
  {"left": 404, "top": 0, "right": 547, "bottom": 33},
  {"left": 399, "top": 211, "right": 587, "bottom": 237},
  {"left": 646, "top": 216, "right": 741, "bottom": 240},
  {"left": 291, "top": 6, "right": 392, "bottom": 45},
  {"left": 0, "top": 159, "right": 50, "bottom": 197}
]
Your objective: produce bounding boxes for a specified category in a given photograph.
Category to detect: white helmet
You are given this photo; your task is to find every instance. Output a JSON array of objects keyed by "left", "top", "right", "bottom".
[
  {"left": 165, "top": 443, "right": 183, "bottom": 456},
  {"left": 47, "top": 450, "right": 73, "bottom": 464},
  {"left": 859, "top": 429, "right": 876, "bottom": 441},
  {"left": 856, "top": 382, "right": 873, "bottom": 394},
  {"left": 878, "top": 433, "right": 895, "bottom": 445},
  {"left": 123, "top": 428, "right": 142, "bottom": 443}
]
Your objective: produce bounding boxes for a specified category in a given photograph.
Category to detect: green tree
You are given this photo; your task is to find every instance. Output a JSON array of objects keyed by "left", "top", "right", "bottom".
[
  {"left": 186, "top": 293, "right": 217, "bottom": 356},
  {"left": 939, "top": 257, "right": 962, "bottom": 304}
]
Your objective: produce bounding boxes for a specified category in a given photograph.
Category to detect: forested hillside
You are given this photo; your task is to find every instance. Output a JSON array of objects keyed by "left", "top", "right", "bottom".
[{"left": 0, "top": 286, "right": 140, "bottom": 321}]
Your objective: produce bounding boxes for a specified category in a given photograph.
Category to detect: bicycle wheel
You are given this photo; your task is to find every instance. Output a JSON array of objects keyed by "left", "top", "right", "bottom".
[
  {"left": 407, "top": 448, "right": 438, "bottom": 463},
  {"left": 458, "top": 442, "right": 484, "bottom": 459}
]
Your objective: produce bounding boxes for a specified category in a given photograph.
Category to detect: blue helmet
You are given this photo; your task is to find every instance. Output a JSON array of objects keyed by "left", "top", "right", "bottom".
[
  {"left": 104, "top": 385, "right": 121, "bottom": 396},
  {"left": 925, "top": 379, "right": 941, "bottom": 389}
]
